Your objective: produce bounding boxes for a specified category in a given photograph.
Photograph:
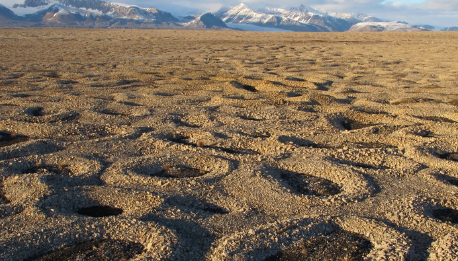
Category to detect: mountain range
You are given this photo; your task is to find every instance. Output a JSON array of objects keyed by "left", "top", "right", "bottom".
[
  {"left": 0, "top": 1, "right": 447, "bottom": 31},
  {"left": 0, "top": 0, "right": 228, "bottom": 29}
]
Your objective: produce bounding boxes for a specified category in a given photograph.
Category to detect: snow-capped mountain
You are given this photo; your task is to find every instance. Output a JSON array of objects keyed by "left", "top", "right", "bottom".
[
  {"left": 185, "top": 13, "right": 228, "bottom": 29},
  {"left": 348, "top": 21, "right": 426, "bottom": 32},
  {"left": 0, "top": 1, "right": 433, "bottom": 31},
  {"left": 0, "top": 0, "right": 233, "bottom": 29},
  {"left": 13, "top": 0, "right": 178, "bottom": 22},
  {"left": 216, "top": 3, "right": 358, "bottom": 32},
  {"left": 329, "top": 12, "right": 384, "bottom": 24},
  {"left": 1, "top": 0, "right": 180, "bottom": 27}
]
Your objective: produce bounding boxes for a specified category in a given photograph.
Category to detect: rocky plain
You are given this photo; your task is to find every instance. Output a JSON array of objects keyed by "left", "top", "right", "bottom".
[{"left": 1, "top": 28, "right": 458, "bottom": 260}]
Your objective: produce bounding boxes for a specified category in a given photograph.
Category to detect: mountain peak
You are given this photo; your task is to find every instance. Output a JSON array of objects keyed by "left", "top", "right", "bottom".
[
  {"left": 233, "top": 3, "right": 251, "bottom": 11},
  {"left": 290, "top": 5, "right": 308, "bottom": 13},
  {"left": 186, "top": 12, "right": 227, "bottom": 29}
]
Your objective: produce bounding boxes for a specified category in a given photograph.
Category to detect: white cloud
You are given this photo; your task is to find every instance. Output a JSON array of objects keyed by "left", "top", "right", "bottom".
[{"left": 422, "top": 0, "right": 458, "bottom": 10}]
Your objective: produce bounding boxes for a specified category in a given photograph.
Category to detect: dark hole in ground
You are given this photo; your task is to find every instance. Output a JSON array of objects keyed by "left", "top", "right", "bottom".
[
  {"left": 166, "top": 133, "right": 190, "bottom": 144},
  {"left": 432, "top": 208, "right": 458, "bottom": 224},
  {"left": 285, "top": 76, "right": 306, "bottom": 82},
  {"left": 238, "top": 115, "right": 264, "bottom": 121},
  {"left": 341, "top": 119, "right": 378, "bottom": 131},
  {"left": 115, "top": 79, "right": 139, "bottom": 86},
  {"left": 415, "top": 116, "right": 455, "bottom": 123},
  {"left": 0, "top": 131, "right": 29, "bottom": 148},
  {"left": 230, "top": 81, "right": 257, "bottom": 92},
  {"left": 11, "top": 94, "right": 31, "bottom": 98},
  {"left": 216, "top": 147, "right": 260, "bottom": 155},
  {"left": 99, "top": 109, "right": 124, "bottom": 116},
  {"left": 448, "top": 179, "right": 458, "bottom": 186},
  {"left": 286, "top": 91, "right": 302, "bottom": 97},
  {"left": 278, "top": 170, "right": 341, "bottom": 196},
  {"left": 27, "top": 239, "right": 144, "bottom": 261},
  {"left": 312, "top": 80, "right": 333, "bottom": 91},
  {"left": 24, "top": 165, "right": 72, "bottom": 175},
  {"left": 77, "top": 206, "right": 123, "bottom": 217},
  {"left": 55, "top": 112, "right": 80, "bottom": 123},
  {"left": 26, "top": 107, "right": 44, "bottom": 117},
  {"left": 57, "top": 80, "right": 78, "bottom": 84},
  {"left": 154, "top": 165, "right": 208, "bottom": 179},
  {"left": 201, "top": 203, "right": 229, "bottom": 214},
  {"left": 154, "top": 92, "right": 175, "bottom": 97},
  {"left": 264, "top": 230, "right": 373, "bottom": 261},
  {"left": 436, "top": 151, "right": 458, "bottom": 162}
]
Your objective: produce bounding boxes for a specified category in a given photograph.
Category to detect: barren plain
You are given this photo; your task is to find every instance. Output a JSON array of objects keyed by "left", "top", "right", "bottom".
[{"left": 1, "top": 28, "right": 458, "bottom": 260}]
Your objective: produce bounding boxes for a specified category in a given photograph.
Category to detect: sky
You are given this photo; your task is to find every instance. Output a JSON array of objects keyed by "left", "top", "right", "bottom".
[{"left": 0, "top": 0, "right": 456, "bottom": 27}]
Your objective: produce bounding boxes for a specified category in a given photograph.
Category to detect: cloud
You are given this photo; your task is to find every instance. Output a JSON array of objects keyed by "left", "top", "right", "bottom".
[{"left": 422, "top": 0, "right": 458, "bottom": 10}]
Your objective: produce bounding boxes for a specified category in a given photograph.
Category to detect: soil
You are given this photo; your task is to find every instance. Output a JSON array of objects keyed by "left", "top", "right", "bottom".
[{"left": 1, "top": 29, "right": 458, "bottom": 260}]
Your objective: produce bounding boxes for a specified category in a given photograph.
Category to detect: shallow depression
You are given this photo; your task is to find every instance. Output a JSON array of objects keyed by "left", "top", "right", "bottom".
[
  {"left": 0, "top": 131, "right": 29, "bottom": 147},
  {"left": 341, "top": 119, "right": 378, "bottom": 131},
  {"left": 432, "top": 208, "right": 458, "bottom": 224},
  {"left": 264, "top": 230, "right": 373, "bottom": 261},
  {"left": 150, "top": 164, "right": 209, "bottom": 179},
  {"left": 27, "top": 239, "right": 144, "bottom": 261},
  {"left": 77, "top": 206, "right": 123, "bottom": 217},
  {"left": 278, "top": 169, "right": 341, "bottom": 197}
]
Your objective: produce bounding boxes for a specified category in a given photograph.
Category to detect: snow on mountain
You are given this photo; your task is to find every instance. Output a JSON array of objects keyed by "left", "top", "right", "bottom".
[
  {"left": 216, "top": 3, "right": 353, "bottom": 32},
  {"left": 329, "top": 12, "right": 384, "bottom": 24},
  {"left": 221, "top": 3, "right": 276, "bottom": 25},
  {"left": 10, "top": 0, "right": 179, "bottom": 24},
  {"left": 7, "top": 3, "right": 52, "bottom": 16},
  {"left": 0, "top": 1, "right": 431, "bottom": 31},
  {"left": 348, "top": 21, "right": 424, "bottom": 32},
  {"left": 184, "top": 13, "right": 227, "bottom": 29}
]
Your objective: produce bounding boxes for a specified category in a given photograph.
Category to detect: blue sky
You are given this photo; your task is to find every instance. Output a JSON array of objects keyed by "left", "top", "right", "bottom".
[{"left": 1, "top": 0, "right": 456, "bottom": 27}]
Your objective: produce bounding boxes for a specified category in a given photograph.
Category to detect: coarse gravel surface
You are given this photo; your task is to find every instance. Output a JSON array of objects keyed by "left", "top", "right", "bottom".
[{"left": 1, "top": 28, "right": 458, "bottom": 260}]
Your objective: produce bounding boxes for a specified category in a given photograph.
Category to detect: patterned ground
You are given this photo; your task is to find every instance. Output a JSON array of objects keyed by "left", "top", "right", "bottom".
[{"left": 1, "top": 29, "right": 458, "bottom": 260}]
